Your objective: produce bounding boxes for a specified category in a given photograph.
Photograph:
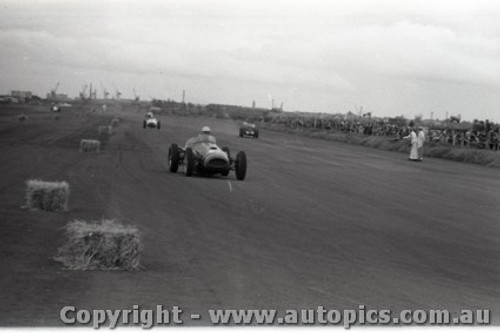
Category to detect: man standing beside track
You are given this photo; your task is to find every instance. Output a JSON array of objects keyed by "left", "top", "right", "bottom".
[
  {"left": 403, "top": 127, "right": 418, "bottom": 161},
  {"left": 417, "top": 127, "right": 425, "bottom": 161}
]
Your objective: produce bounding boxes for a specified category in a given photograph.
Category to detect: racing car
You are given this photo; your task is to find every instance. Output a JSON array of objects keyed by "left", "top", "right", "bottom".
[
  {"left": 239, "top": 122, "right": 259, "bottom": 138},
  {"left": 168, "top": 135, "right": 247, "bottom": 180},
  {"left": 143, "top": 111, "right": 160, "bottom": 129}
]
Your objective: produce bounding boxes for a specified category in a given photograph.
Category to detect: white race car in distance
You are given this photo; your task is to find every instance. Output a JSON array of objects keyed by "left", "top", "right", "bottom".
[{"left": 143, "top": 112, "right": 160, "bottom": 129}]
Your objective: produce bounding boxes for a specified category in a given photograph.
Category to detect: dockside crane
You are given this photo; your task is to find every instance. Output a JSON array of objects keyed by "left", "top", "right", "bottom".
[
  {"left": 88, "top": 83, "right": 97, "bottom": 100},
  {"left": 50, "top": 82, "right": 60, "bottom": 98},
  {"left": 79, "top": 84, "right": 88, "bottom": 101},
  {"left": 112, "top": 82, "right": 121, "bottom": 100},
  {"left": 100, "top": 81, "right": 109, "bottom": 100}
]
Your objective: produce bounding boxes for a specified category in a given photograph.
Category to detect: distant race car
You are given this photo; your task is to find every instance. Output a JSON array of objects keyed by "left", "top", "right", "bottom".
[
  {"left": 143, "top": 111, "right": 160, "bottom": 129},
  {"left": 168, "top": 134, "right": 247, "bottom": 180},
  {"left": 239, "top": 122, "right": 259, "bottom": 138},
  {"left": 51, "top": 105, "right": 61, "bottom": 112}
]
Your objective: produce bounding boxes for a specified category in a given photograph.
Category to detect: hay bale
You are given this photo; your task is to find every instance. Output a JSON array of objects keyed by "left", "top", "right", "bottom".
[
  {"left": 79, "top": 139, "right": 101, "bottom": 152},
  {"left": 25, "top": 179, "right": 70, "bottom": 211},
  {"left": 98, "top": 125, "right": 113, "bottom": 135},
  {"left": 54, "top": 219, "right": 142, "bottom": 270},
  {"left": 110, "top": 118, "right": 120, "bottom": 127}
]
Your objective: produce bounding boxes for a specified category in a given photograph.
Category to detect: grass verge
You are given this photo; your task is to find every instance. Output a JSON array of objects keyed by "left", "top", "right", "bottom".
[{"left": 263, "top": 124, "right": 500, "bottom": 168}]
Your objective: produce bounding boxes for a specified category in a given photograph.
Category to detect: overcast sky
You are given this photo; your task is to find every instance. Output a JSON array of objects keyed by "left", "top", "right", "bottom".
[{"left": 0, "top": 0, "right": 499, "bottom": 121}]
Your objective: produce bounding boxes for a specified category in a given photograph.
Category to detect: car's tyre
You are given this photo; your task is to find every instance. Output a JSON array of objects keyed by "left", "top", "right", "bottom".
[
  {"left": 184, "top": 148, "right": 195, "bottom": 177},
  {"left": 254, "top": 130, "right": 259, "bottom": 138},
  {"left": 157, "top": 121, "right": 161, "bottom": 129},
  {"left": 235, "top": 151, "right": 247, "bottom": 181},
  {"left": 239, "top": 129, "right": 243, "bottom": 137},
  {"left": 168, "top": 144, "right": 180, "bottom": 173},
  {"left": 143, "top": 120, "right": 146, "bottom": 128}
]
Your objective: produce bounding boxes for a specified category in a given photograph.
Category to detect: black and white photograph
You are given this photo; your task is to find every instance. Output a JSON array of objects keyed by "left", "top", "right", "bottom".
[{"left": 0, "top": 0, "right": 499, "bottom": 328}]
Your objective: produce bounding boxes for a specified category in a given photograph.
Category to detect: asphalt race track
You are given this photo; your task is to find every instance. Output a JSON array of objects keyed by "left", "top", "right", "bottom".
[{"left": 1, "top": 105, "right": 499, "bottom": 326}]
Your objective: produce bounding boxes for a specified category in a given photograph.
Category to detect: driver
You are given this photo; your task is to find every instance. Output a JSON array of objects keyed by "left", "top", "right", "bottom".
[
  {"left": 185, "top": 126, "right": 216, "bottom": 148},
  {"left": 197, "top": 126, "right": 216, "bottom": 143}
]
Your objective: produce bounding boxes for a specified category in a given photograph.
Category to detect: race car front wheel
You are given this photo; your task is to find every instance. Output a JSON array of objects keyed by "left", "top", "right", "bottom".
[
  {"left": 235, "top": 151, "right": 247, "bottom": 181},
  {"left": 168, "top": 144, "right": 180, "bottom": 173},
  {"left": 184, "top": 148, "right": 195, "bottom": 177}
]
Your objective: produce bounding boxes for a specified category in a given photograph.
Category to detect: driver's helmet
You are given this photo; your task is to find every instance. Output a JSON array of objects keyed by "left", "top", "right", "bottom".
[
  {"left": 146, "top": 112, "right": 153, "bottom": 118},
  {"left": 201, "top": 126, "right": 211, "bottom": 134}
]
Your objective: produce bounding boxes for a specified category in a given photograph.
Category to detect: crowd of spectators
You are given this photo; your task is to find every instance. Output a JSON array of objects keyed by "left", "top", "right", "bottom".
[{"left": 267, "top": 115, "right": 499, "bottom": 151}]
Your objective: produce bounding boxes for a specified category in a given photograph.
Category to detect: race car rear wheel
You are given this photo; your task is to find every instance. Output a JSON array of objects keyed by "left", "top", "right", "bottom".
[
  {"left": 157, "top": 121, "right": 161, "bottom": 129},
  {"left": 254, "top": 130, "right": 259, "bottom": 138},
  {"left": 168, "top": 144, "right": 180, "bottom": 173},
  {"left": 235, "top": 151, "right": 247, "bottom": 181},
  {"left": 184, "top": 148, "right": 195, "bottom": 177},
  {"left": 143, "top": 120, "right": 146, "bottom": 128}
]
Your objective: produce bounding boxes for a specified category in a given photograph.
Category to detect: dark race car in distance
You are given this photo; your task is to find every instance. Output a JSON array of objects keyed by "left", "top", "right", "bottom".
[{"left": 239, "top": 122, "right": 259, "bottom": 138}]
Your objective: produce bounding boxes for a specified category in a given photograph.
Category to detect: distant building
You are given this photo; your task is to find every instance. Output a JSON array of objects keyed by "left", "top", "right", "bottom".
[
  {"left": 11, "top": 90, "right": 32, "bottom": 102},
  {"left": 0, "top": 95, "right": 18, "bottom": 104},
  {"left": 46, "top": 92, "right": 70, "bottom": 102}
]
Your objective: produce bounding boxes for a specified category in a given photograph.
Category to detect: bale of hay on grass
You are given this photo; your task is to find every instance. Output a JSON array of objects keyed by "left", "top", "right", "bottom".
[
  {"left": 98, "top": 125, "right": 113, "bottom": 135},
  {"left": 79, "top": 139, "right": 101, "bottom": 152},
  {"left": 25, "top": 179, "right": 69, "bottom": 211},
  {"left": 110, "top": 118, "right": 120, "bottom": 127},
  {"left": 54, "top": 219, "right": 141, "bottom": 270},
  {"left": 18, "top": 114, "right": 28, "bottom": 122}
]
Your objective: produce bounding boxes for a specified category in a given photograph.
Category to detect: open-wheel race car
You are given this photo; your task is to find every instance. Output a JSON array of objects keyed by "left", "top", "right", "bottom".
[
  {"left": 143, "top": 111, "right": 160, "bottom": 129},
  {"left": 168, "top": 133, "right": 247, "bottom": 180},
  {"left": 239, "top": 122, "right": 259, "bottom": 138}
]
